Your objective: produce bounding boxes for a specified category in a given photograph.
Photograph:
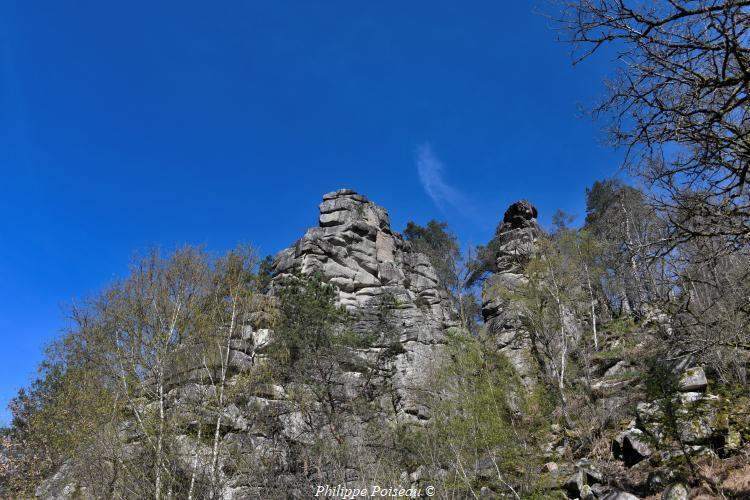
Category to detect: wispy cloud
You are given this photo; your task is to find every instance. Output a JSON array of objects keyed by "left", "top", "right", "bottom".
[{"left": 416, "top": 144, "right": 468, "bottom": 213}]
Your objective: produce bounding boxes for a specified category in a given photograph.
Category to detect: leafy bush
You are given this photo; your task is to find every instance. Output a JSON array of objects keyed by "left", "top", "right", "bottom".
[{"left": 401, "top": 330, "right": 553, "bottom": 498}]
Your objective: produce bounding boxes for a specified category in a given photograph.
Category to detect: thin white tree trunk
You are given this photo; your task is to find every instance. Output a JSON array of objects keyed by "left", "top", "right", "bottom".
[
  {"left": 187, "top": 420, "right": 202, "bottom": 500},
  {"left": 210, "top": 297, "right": 239, "bottom": 492},
  {"left": 155, "top": 374, "right": 164, "bottom": 500},
  {"left": 583, "top": 261, "right": 598, "bottom": 350}
]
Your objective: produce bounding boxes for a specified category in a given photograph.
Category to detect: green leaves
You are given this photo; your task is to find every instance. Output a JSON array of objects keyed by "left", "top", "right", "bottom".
[
  {"left": 401, "top": 331, "right": 551, "bottom": 497},
  {"left": 273, "top": 272, "right": 350, "bottom": 368}
]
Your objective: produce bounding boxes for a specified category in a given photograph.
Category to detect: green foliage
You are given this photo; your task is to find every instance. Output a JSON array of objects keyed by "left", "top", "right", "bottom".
[
  {"left": 591, "top": 347, "right": 626, "bottom": 362},
  {"left": 401, "top": 331, "right": 552, "bottom": 497},
  {"left": 644, "top": 356, "right": 679, "bottom": 402},
  {"left": 467, "top": 253, "right": 495, "bottom": 289},
  {"left": 3, "top": 356, "right": 114, "bottom": 496},
  {"left": 403, "top": 220, "right": 460, "bottom": 291},
  {"left": 585, "top": 180, "right": 643, "bottom": 231},
  {"left": 256, "top": 254, "right": 274, "bottom": 294},
  {"left": 1, "top": 244, "right": 274, "bottom": 497},
  {"left": 404, "top": 219, "right": 482, "bottom": 331},
  {"left": 270, "top": 272, "right": 351, "bottom": 372},
  {"left": 583, "top": 179, "right": 666, "bottom": 317},
  {"left": 642, "top": 355, "right": 688, "bottom": 463},
  {"left": 603, "top": 316, "right": 637, "bottom": 335}
]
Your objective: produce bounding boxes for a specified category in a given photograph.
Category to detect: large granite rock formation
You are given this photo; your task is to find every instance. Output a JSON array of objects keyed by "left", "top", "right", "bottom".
[
  {"left": 34, "top": 189, "right": 457, "bottom": 499},
  {"left": 271, "top": 189, "right": 456, "bottom": 418},
  {"left": 481, "top": 200, "right": 543, "bottom": 381}
]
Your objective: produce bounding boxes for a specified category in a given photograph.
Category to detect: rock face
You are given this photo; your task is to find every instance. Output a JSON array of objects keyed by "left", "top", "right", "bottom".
[
  {"left": 33, "top": 190, "right": 456, "bottom": 499},
  {"left": 271, "top": 189, "right": 456, "bottom": 418},
  {"left": 481, "top": 200, "right": 543, "bottom": 381}
]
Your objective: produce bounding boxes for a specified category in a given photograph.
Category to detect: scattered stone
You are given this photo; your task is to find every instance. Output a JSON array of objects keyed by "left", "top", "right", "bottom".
[
  {"left": 581, "top": 484, "right": 596, "bottom": 500},
  {"left": 661, "top": 483, "right": 689, "bottom": 500},
  {"left": 591, "top": 483, "right": 610, "bottom": 497},
  {"left": 679, "top": 367, "right": 707, "bottom": 392},
  {"left": 646, "top": 470, "right": 676, "bottom": 493},
  {"left": 542, "top": 462, "right": 559, "bottom": 474},
  {"left": 575, "top": 459, "right": 604, "bottom": 484},
  {"left": 601, "top": 491, "right": 640, "bottom": 500},
  {"left": 479, "top": 486, "right": 498, "bottom": 499},
  {"left": 564, "top": 470, "right": 586, "bottom": 498},
  {"left": 592, "top": 377, "right": 635, "bottom": 397},
  {"left": 475, "top": 458, "right": 496, "bottom": 479},
  {"left": 604, "top": 360, "right": 634, "bottom": 378},
  {"left": 613, "top": 428, "right": 653, "bottom": 466},
  {"left": 409, "top": 465, "right": 426, "bottom": 483}
]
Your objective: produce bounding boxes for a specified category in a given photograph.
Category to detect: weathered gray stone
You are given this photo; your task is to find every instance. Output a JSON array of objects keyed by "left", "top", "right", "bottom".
[
  {"left": 564, "top": 470, "right": 586, "bottom": 498},
  {"left": 35, "top": 462, "right": 86, "bottom": 499},
  {"left": 581, "top": 484, "right": 596, "bottom": 500},
  {"left": 542, "top": 461, "right": 559, "bottom": 474},
  {"left": 613, "top": 428, "right": 653, "bottom": 466},
  {"left": 604, "top": 360, "right": 635, "bottom": 378},
  {"left": 480, "top": 201, "right": 582, "bottom": 386},
  {"left": 661, "top": 483, "right": 689, "bottom": 500},
  {"left": 592, "top": 377, "right": 635, "bottom": 398},
  {"left": 480, "top": 201, "right": 542, "bottom": 382},
  {"left": 601, "top": 492, "right": 640, "bottom": 500},
  {"left": 678, "top": 366, "right": 707, "bottom": 392},
  {"left": 270, "top": 190, "right": 456, "bottom": 418},
  {"left": 646, "top": 470, "right": 675, "bottom": 493},
  {"left": 575, "top": 459, "right": 604, "bottom": 484},
  {"left": 591, "top": 483, "right": 611, "bottom": 498}
]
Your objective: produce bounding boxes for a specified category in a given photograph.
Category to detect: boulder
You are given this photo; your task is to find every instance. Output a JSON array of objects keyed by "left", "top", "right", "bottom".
[
  {"left": 580, "top": 484, "right": 596, "bottom": 500},
  {"left": 678, "top": 367, "right": 707, "bottom": 392},
  {"left": 542, "top": 462, "right": 559, "bottom": 474},
  {"left": 661, "top": 483, "right": 689, "bottom": 500},
  {"left": 613, "top": 428, "right": 653, "bottom": 466},
  {"left": 564, "top": 470, "right": 587, "bottom": 498},
  {"left": 563, "top": 461, "right": 604, "bottom": 498},
  {"left": 575, "top": 459, "right": 604, "bottom": 484},
  {"left": 502, "top": 200, "right": 538, "bottom": 228},
  {"left": 601, "top": 492, "right": 640, "bottom": 500},
  {"left": 646, "top": 470, "right": 676, "bottom": 493},
  {"left": 603, "top": 359, "right": 634, "bottom": 378}
]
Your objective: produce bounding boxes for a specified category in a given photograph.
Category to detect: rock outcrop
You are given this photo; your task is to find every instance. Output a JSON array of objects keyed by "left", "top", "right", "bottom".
[
  {"left": 30, "top": 191, "right": 750, "bottom": 500},
  {"left": 481, "top": 200, "right": 543, "bottom": 381},
  {"left": 33, "top": 189, "right": 457, "bottom": 499},
  {"left": 271, "top": 189, "right": 456, "bottom": 418}
]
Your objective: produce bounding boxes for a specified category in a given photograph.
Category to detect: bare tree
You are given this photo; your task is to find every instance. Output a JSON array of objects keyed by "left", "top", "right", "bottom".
[{"left": 560, "top": 0, "right": 750, "bottom": 248}]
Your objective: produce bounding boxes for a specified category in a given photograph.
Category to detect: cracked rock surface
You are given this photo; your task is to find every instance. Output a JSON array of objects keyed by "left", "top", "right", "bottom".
[
  {"left": 481, "top": 200, "right": 543, "bottom": 382},
  {"left": 271, "top": 189, "right": 457, "bottom": 418}
]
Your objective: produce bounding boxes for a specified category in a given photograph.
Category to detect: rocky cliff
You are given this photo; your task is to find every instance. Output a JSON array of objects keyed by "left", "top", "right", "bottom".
[
  {"left": 34, "top": 189, "right": 458, "bottom": 499},
  {"left": 29, "top": 191, "right": 750, "bottom": 499},
  {"left": 271, "top": 189, "right": 456, "bottom": 419}
]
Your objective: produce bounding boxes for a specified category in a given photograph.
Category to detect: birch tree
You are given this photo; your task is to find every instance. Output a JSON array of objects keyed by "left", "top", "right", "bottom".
[
  {"left": 104, "top": 248, "right": 209, "bottom": 498},
  {"left": 201, "top": 247, "right": 258, "bottom": 497}
]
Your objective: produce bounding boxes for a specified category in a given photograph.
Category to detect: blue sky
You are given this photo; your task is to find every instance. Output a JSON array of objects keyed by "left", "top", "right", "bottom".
[{"left": 0, "top": 1, "right": 623, "bottom": 424}]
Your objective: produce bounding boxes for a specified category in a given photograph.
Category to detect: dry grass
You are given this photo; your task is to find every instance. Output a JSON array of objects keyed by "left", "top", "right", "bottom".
[{"left": 694, "top": 453, "right": 750, "bottom": 498}]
